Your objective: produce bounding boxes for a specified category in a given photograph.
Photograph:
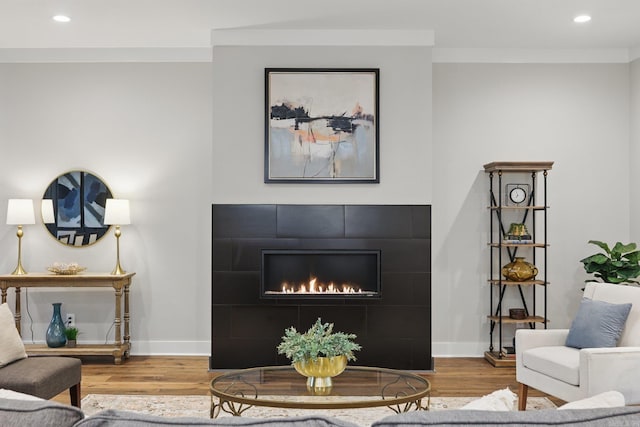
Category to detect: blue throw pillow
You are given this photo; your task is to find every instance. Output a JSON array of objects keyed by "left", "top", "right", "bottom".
[{"left": 565, "top": 298, "right": 632, "bottom": 349}]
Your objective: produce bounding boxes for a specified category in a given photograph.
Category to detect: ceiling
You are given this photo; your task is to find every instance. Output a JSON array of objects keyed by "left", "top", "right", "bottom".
[{"left": 1, "top": 0, "right": 639, "bottom": 51}]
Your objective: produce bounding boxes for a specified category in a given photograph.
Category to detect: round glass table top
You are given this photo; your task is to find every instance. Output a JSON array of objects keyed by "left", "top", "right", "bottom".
[{"left": 210, "top": 365, "right": 431, "bottom": 410}]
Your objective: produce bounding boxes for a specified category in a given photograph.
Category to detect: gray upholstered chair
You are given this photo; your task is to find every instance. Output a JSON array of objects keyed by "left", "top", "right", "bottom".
[
  {"left": 0, "top": 356, "right": 82, "bottom": 407},
  {"left": 0, "top": 303, "right": 82, "bottom": 407}
]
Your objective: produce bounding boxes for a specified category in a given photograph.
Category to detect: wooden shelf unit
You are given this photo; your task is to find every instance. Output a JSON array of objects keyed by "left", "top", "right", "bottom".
[
  {"left": 489, "top": 206, "right": 549, "bottom": 211},
  {"left": 483, "top": 161, "right": 553, "bottom": 367},
  {"left": 0, "top": 272, "right": 135, "bottom": 365},
  {"left": 487, "top": 315, "right": 547, "bottom": 324},
  {"left": 488, "top": 279, "right": 546, "bottom": 286}
]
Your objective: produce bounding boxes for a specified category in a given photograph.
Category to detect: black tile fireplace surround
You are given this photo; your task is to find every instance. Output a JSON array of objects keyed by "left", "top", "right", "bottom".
[{"left": 211, "top": 204, "right": 432, "bottom": 370}]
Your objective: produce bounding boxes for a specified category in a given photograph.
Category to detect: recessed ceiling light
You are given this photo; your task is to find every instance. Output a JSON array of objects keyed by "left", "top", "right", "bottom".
[
  {"left": 573, "top": 15, "right": 591, "bottom": 23},
  {"left": 52, "top": 15, "right": 71, "bottom": 23}
]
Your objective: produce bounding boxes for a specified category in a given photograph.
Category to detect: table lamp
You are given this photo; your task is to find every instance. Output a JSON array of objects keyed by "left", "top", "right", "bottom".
[
  {"left": 104, "top": 199, "right": 130, "bottom": 275},
  {"left": 6, "top": 199, "right": 36, "bottom": 275}
]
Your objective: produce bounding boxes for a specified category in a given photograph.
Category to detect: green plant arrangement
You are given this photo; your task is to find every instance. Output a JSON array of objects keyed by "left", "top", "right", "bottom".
[
  {"left": 64, "top": 326, "right": 80, "bottom": 341},
  {"left": 580, "top": 240, "right": 640, "bottom": 284},
  {"left": 277, "top": 318, "right": 361, "bottom": 364}
]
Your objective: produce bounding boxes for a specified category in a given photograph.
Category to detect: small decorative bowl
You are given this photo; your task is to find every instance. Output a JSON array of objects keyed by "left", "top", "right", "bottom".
[
  {"left": 509, "top": 308, "right": 526, "bottom": 320},
  {"left": 293, "top": 355, "right": 348, "bottom": 395},
  {"left": 47, "top": 263, "right": 87, "bottom": 275}
]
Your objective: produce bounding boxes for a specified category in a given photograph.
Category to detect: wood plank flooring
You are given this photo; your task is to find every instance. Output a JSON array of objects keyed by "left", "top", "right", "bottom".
[{"left": 51, "top": 356, "right": 564, "bottom": 407}]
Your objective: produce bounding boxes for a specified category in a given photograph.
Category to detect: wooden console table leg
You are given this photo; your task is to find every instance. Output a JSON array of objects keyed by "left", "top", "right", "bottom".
[
  {"left": 113, "top": 282, "right": 123, "bottom": 364},
  {"left": 123, "top": 281, "right": 131, "bottom": 358},
  {"left": 14, "top": 287, "right": 22, "bottom": 335},
  {"left": 113, "top": 353, "right": 123, "bottom": 365},
  {"left": 1, "top": 283, "right": 7, "bottom": 303}
]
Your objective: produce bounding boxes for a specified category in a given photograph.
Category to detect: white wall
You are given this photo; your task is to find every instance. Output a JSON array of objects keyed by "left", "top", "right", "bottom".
[
  {"left": 212, "top": 46, "right": 433, "bottom": 204},
  {"left": 0, "top": 56, "right": 635, "bottom": 359},
  {"left": 631, "top": 58, "right": 640, "bottom": 242},
  {"left": 0, "top": 62, "right": 213, "bottom": 354},
  {"left": 433, "top": 63, "right": 631, "bottom": 355}
]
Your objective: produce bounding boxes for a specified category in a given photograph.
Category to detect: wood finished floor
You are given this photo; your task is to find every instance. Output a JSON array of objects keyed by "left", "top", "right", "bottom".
[{"left": 51, "top": 356, "right": 565, "bottom": 407}]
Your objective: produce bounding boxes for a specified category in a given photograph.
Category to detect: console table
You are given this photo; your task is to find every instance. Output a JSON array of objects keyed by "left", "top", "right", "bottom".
[{"left": 0, "top": 272, "right": 135, "bottom": 364}]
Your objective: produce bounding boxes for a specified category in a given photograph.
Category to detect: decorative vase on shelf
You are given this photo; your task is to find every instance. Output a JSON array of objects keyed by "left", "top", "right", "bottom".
[
  {"left": 502, "top": 257, "right": 538, "bottom": 281},
  {"left": 46, "top": 302, "right": 67, "bottom": 348},
  {"left": 505, "top": 223, "right": 532, "bottom": 241}
]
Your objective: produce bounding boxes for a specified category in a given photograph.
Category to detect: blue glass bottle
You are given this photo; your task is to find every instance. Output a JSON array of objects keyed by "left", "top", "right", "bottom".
[{"left": 46, "top": 302, "right": 67, "bottom": 348}]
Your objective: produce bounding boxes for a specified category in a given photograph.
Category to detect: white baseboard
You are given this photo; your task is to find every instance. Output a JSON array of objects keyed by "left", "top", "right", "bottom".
[
  {"left": 433, "top": 341, "right": 488, "bottom": 357},
  {"left": 129, "top": 340, "right": 211, "bottom": 356},
  {"left": 25, "top": 339, "right": 490, "bottom": 358}
]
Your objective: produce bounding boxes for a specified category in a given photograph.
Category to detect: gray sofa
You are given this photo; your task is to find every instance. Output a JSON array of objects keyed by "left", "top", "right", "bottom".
[{"left": 3, "top": 397, "right": 640, "bottom": 427}]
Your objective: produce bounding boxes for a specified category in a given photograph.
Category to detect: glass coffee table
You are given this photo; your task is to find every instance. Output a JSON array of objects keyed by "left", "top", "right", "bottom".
[{"left": 209, "top": 365, "right": 430, "bottom": 418}]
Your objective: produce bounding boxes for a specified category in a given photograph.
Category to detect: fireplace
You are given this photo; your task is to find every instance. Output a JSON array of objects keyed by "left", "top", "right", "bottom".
[
  {"left": 211, "top": 204, "right": 432, "bottom": 370},
  {"left": 261, "top": 249, "right": 381, "bottom": 298}
]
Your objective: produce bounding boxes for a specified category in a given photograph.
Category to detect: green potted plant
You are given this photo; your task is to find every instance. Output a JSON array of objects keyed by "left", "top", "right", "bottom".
[
  {"left": 277, "top": 318, "right": 361, "bottom": 393},
  {"left": 64, "top": 326, "right": 80, "bottom": 348},
  {"left": 579, "top": 240, "right": 640, "bottom": 284}
]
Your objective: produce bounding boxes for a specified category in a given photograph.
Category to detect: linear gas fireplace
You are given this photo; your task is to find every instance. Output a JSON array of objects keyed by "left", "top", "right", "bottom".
[{"left": 261, "top": 249, "right": 381, "bottom": 298}]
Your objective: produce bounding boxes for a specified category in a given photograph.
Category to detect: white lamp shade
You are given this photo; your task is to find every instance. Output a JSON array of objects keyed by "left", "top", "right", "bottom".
[
  {"left": 41, "top": 199, "right": 55, "bottom": 224},
  {"left": 104, "top": 199, "right": 131, "bottom": 225},
  {"left": 6, "top": 199, "right": 35, "bottom": 225}
]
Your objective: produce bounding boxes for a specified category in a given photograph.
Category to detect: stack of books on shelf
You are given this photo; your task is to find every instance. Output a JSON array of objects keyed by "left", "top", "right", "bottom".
[
  {"left": 503, "top": 234, "right": 533, "bottom": 244},
  {"left": 501, "top": 346, "right": 516, "bottom": 359}
]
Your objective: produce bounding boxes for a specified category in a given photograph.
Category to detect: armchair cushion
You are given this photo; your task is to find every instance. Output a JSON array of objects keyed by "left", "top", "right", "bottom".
[
  {"left": 521, "top": 346, "right": 580, "bottom": 386},
  {"left": 565, "top": 298, "right": 631, "bottom": 349},
  {"left": 0, "top": 303, "right": 27, "bottom": 368}
]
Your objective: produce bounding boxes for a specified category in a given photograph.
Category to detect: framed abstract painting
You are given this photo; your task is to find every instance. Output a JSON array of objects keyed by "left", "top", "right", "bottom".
[{"left": 265, "top": 68, "right": 379, "bottom": 183}]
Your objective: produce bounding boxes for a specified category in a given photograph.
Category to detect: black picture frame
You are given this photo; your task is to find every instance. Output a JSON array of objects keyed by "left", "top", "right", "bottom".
[{"left": 265, "top": 68, "right": 379, "bottom": 183}]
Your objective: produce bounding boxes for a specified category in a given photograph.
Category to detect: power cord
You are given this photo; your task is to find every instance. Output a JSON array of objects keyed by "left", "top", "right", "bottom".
[
  {"left": 24, "top": 289, "right": 35, "bottom": 343},
  {"left": 105, "top": 321, "right": 116, "bottom": 344}
]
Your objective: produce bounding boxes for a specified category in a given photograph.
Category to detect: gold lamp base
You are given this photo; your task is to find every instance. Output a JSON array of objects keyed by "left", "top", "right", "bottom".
[
  {"left": 12, "top": 262, "right": 27, "bottom": 275},
  {"left": 110, "top": 225, "right": 126, "bottom": 275},
  {"left": 111, "top": 263, "right": 126, "bottom": 275},
  {"left": 11, "top": 225, "right": 28, "bottom": 275}
]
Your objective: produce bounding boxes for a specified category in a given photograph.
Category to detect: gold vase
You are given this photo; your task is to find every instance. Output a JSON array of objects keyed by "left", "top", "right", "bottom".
[
  {"left": 502, "top": 257, "right": 538, "bottom": 281},
  {"left": 507, "top": 223, "right": 529, "bottom": 237},
  {"left": 293, "top": 355, "right": 347, "bottom": 395}
]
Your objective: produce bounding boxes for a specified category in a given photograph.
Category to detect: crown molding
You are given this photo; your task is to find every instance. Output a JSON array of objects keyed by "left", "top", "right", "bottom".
[
  {"left": 0, "top": 47, "right": 212, "bottom": 63},
  {"left": 0, "top": 44, "right": 636, "bottom": 64},
  {"left": 433, "top": 48, "right": 631, "bottom": 64},
  {"left": 211, "top": 29, "right": 435, "bottom": 46}
]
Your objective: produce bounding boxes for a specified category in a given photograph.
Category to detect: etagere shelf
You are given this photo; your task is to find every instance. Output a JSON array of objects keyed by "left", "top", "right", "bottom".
[{"left": 483, "top": 161, "right": 553, "bottom": 367}]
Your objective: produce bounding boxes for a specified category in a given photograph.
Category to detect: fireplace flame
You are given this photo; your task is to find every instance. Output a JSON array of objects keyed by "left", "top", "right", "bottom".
[{"left": 279, "top": 277, "right": 364, "bottom": 294}]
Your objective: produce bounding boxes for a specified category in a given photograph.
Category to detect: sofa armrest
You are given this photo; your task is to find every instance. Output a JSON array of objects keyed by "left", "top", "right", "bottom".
[
  {"left": 580, "top": 346, "right": 640, "bottom": 404},
  {"left": 0, "top": 398, "right": 83, "bottom": 427}
]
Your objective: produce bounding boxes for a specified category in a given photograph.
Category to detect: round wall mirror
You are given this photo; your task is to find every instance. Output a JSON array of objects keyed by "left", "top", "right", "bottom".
[{"left": 42, "top": 170, "right": 113, "bottom": 247}]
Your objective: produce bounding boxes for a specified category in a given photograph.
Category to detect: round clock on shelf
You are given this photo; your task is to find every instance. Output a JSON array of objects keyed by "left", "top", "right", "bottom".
[{"left": 505, "top": 184, "right": 530, "bottom": 206}]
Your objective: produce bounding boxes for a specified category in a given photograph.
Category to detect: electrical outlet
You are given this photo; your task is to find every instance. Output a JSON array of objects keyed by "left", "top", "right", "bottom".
[{"left": 65, "top": 313, "right": 76, "bottom": 327}]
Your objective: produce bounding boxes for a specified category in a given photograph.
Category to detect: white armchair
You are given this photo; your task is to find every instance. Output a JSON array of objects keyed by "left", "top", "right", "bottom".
[{"left": 516, "top": 281, "right": 640, "bottom": 410}]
